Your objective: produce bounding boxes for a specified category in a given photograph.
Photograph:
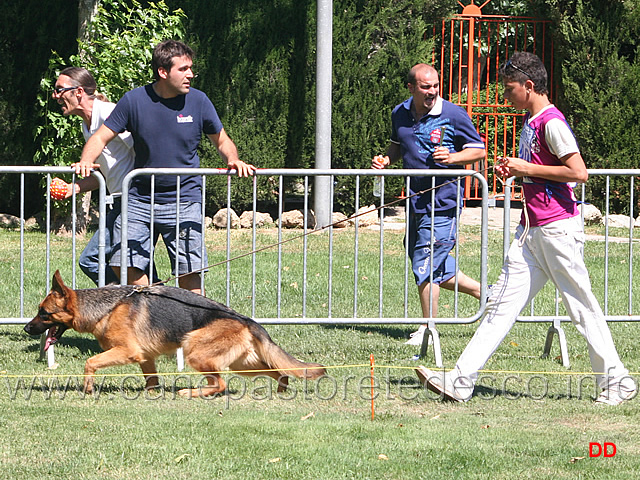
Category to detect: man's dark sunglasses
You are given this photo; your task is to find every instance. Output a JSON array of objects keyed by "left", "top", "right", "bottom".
[
  {"left": 505, "top": 59, "right": 532, "bottom": 79},
  {"left": 53, "top": 86, "right": 80, "bottom": 95}
]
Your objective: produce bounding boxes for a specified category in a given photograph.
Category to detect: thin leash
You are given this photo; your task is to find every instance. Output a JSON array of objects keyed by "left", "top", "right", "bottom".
[{"left": 150, "top": 163, "right": 502, "bottom": 288}]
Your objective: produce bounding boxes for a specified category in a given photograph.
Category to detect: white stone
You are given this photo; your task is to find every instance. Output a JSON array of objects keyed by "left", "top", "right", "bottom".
[
  {"left": 239, "top": 211, "right": 274, "bottom": 228},
  {"left": 579, "top": 203, "right": 602, "bottom": 225},
  {"left": 212, "top": 208, "right": 240, "bottom": 228},
  {"left": 604, "top": 214, "right": 633, "bottom": 229},
  {"left": 331, "top": 212, "right": 349, "bottom": 228},
  {"left": 0, "top": 213, "right": 20, "bottom": 227},
  {"left": 350, "top": 205, "right": 379, "bottom": 227},
  {"left": 280, "top": 209, "right": 316, "bottom": 229}
]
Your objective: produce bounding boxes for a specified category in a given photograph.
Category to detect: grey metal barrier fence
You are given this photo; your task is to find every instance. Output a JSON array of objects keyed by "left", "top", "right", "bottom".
[
  {"left": 0, "top": 167, "right": 640, "bottom": 367},
  {"left": 0, "top": 166, "right": 108, "bottom": 367},
  {"left": 503, "top": 169, "right": 640, "bottom": 367},
  {"left": 2, "top": 167, "right": 637, "bottom": 371},
  {"left": 119, "top": 168, "right": 491, "bottom": 367}
]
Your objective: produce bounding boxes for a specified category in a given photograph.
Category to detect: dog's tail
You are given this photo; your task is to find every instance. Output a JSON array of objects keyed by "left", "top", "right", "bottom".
[{"left": 254, "top": 329, "right": 326, "bottom": 379}]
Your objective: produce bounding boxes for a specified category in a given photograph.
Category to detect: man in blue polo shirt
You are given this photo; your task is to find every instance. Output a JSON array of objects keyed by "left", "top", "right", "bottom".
[
  {"left": 372, "top": 63, "right": 486, "bottom": 345},
  {"left": 75, "top": 40, "right": 255, "bottom": 294}
]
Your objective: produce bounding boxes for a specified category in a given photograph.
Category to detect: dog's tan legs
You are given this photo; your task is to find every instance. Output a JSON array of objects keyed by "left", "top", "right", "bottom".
[
  {"left": 275, "top": 374, "right": 289, "bottom": 393},
  {"left": 177, "top": 339, "right": 231, "bottom": 397},
  {"left": 251, "top": 370, "right": 289, "bottom": 393},
  {"left": 177, "top": 351, "right": 230, "bottom": 398},
  {"left": 177, "top": 374, "right": 226, "bottom": 398},
  {"left": 139, "top": 359, "right": 159, "bottom": 389},
  {"left": 251, "top": 365, "right": 289, "bottom": 392},
  {"left": 83, "top": 347, "right": 143, "bottom": 394}
]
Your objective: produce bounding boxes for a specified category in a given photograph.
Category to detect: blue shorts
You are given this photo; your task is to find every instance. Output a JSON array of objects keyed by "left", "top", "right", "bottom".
[
  {"left": 79, "top": 199, "right": 121, "bottom": 285},
  {"left": 111, "top": 198, "right": 208, "bottom": 277},
  {"left": 406, "top": 213, "right": 458, "bottom": 286}
]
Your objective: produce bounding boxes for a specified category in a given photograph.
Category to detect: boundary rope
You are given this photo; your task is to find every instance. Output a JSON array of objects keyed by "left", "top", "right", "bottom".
[{"left": 2, "top": 364, "right": 638, "bottom": 379}]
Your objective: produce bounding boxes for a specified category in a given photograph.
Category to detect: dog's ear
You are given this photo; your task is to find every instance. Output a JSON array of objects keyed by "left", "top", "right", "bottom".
[{"left": 51, "top": 270, "right": 68, "bottom": 296}]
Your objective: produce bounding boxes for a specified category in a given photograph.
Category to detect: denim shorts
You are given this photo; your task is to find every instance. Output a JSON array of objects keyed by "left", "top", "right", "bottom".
[
  {"left": 79, "top": 198, "right": 121, "bottom": 285},
  {"left": 111, "top": 198, "right": 208, "bottom": 276},
  {"left": 406, "top": 213, "right": 458, "bottom": 286}
]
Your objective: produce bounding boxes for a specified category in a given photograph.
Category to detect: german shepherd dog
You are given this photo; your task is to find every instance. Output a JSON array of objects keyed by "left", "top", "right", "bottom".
[{"left": 24, "top": 271, "right": 325, "bottom": 397}]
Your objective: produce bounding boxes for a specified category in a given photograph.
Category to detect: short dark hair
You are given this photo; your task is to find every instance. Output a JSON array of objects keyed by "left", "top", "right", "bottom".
[
  {"left": 151, "top": 40, "right": 194, "bottom": 81},
  {"left": 499, "top": 51, "right": 548, "bottom": 95}
]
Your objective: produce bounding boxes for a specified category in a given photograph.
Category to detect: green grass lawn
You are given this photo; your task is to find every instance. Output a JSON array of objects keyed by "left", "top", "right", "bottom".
[{"left": 1, "top": 226, "right": 639, "bottom": 479}]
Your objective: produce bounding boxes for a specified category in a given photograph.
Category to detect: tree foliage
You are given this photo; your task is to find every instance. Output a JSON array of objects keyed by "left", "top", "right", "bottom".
[
  {"left": 544, "top": 0, "right": 640, "bottom": 213},
  {"left": 0, "top": 0, "right": 77, "bottom": 217},
  {"left": 167, "top": 0, "right": 452, "bottom": 213},
  {"left": 33, "top": 0, "right": 187, "bottom": 170},
  {"left": 2, "top": 0, "right": 640, "bottom": 216}
]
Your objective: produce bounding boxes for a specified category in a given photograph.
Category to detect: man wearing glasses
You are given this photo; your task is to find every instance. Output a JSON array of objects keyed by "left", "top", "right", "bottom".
[{"left": 50, "top": 67, "right": 136, "bottom": 285}]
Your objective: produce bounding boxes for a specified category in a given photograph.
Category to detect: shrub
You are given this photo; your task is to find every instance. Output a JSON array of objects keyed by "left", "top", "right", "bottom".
[
  {"left": 33, "top": 0, "right": 187, "bottom": 169},
  {"left": 549, "top": 0, "right": 640, "bottom": 214}
]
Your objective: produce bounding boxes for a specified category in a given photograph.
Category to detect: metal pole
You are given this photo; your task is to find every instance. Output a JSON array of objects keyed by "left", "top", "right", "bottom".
[{"left": 314, "top": 0, "right": 333, "bottom": 228}]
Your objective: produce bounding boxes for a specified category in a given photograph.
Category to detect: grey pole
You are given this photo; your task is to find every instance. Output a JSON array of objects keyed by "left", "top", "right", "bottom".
[{"left": 314, "top": 0, "right": 333, "bottom": 228}]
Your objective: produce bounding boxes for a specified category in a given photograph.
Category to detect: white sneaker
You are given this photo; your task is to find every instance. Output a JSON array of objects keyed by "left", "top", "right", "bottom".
[
  {"left": 595, "top": 377, "right": 637, "bottom": 406},
  {"left": 405, "top": 326, "right": 432, "bottom": 345},
  {"left": 415, "top": 366, "right": 473, "bottom": 402}
]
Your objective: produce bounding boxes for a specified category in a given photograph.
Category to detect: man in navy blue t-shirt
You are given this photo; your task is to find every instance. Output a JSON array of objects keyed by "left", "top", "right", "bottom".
[
  {"left": 372, "top": 64, "right": 485, "bottom": 346},
  {"left": 75, "top": 40, "right": 255, "bottom": 294}
]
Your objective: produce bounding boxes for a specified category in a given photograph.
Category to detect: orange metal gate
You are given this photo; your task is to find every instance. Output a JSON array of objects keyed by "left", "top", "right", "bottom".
[{"left": 432, "top": 3, "right": 554, "bottom": 201}]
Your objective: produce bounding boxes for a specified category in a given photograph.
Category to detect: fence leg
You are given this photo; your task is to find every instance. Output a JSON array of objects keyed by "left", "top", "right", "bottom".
[
  {"left": 541, "top": 319, "right": 570, "bottom": 368},
  {"left": 419, "top": 322, "right": 443, "bottom": 368},
  {"left": 38, "top": 333, "right": 47, "bottom": 361},
  {"left": 176, "top": 347, "right": 185, "bottom": 372},
  {"left": 47, "top": 345, "right": 56, "bottom": 368}
]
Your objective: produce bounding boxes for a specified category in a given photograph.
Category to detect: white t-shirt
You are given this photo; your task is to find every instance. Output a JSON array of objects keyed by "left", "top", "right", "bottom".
[{"left": 81, "top": 99, "right": 134, "bottom": 195}]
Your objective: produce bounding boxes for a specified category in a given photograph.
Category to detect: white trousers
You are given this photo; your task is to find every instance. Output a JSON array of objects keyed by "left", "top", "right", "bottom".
[{"left": 456, "top": 215, "right": 628, "bottom": 389}]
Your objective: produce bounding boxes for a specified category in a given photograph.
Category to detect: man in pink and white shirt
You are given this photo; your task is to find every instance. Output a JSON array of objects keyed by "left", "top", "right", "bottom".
[{"left": 416, "top": 52, "right": 636, "bottom": 406}]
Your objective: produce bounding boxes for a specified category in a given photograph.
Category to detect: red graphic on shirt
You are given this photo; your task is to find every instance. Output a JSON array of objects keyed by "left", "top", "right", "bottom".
[{"left": 430, "top": 128, "right": 443, "bottom": 144}]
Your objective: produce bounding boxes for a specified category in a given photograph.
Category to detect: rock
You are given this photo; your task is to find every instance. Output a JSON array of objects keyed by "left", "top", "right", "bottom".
[
  {"left": 280, "top": 209, "right": 316, "bottom": 229},
  {"left": 0, "top": 213, "right": 39, "bottom": 230},
  {"left": 239, "top": 211, "right": 274, "bottom": 228},
  {"left": 0, "top": 214, "right": 20, "bottom": 227},
  {"left": 351, "top": 205, "right": 379, "bottom": 227},
  {"left": 604, "top": 214, "right": 633, "bottom": 229},
  {"left": 331, "top": 212, "right": 349, "bottom": 228},
  {"left": 212, "top": 208, "right": 240, "bottom": 228},
  {"left": 579, "top": 203, "right": 602, "bottom": 225},
  {"left": 24, "top": 217, "right": 39, "bottom": 230}
]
